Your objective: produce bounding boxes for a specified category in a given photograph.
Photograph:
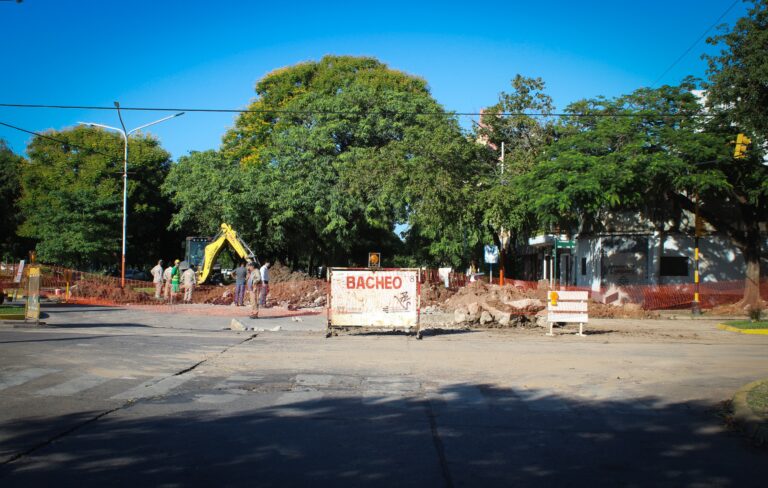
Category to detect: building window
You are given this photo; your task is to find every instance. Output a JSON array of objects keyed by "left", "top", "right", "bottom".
[
  {"left": 581, "top": 257, "right": 587, "bottom": 275},
  {"left": 660, "top": 256, "right": 688, "bottom": 276}
]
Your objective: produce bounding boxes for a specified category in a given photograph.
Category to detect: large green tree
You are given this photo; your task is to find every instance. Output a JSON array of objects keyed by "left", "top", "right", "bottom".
[
  {"left": 475, "top": 75, "right": 556, "bottom": 275},
  {"left": 0, "top": 139, "right": 27, "bottom": 260},
  {"left": 20, "top": 126, "right": 178, "bottom": 270},
  {"left": 705, "top": 0, "right": 768, "bottom": 150},
  {"left": 703, "top": 0, "right": 768, "bottom": 306},
  {"left": 524, "top": 80, "right": 767, "bottom": 306},
  {"left": 168, "top": 55, "right": 475, "bottom": 268}
]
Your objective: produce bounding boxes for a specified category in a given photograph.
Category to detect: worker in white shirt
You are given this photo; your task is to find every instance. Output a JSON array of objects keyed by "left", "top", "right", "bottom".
[
  {"left": 181, "top": 265, "right": 197, "bottom": 303},
  {"left": 259, "top": 261, "right": 271, "bottom": 307},
  {"left": 162, "top": 263, "right": 173, "bottom": 301},
  {"left": 150, "top": 260, "right": 164, "bottom": 299}
]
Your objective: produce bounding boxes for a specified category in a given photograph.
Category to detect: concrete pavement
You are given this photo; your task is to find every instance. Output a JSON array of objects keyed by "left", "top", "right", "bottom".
[{"left": 1, "top": 304, "right": 767, "bottom": 487}]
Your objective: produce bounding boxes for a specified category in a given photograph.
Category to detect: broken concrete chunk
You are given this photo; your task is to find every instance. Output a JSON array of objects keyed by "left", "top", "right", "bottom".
[
  {"left": 497, "top": 312, "right": 512, "bottom": 326},
  {"left": 479, "top": 310, "right": 493, "bottom": 325},
  {"left": 506, "top": 298, "right": 544, "bottom": 311},
  {"left": 454, "top": 307, "right": 470, "bottom": 324},
  {"left": 230, "top": 319, "right": 246, "bottom": 331}
]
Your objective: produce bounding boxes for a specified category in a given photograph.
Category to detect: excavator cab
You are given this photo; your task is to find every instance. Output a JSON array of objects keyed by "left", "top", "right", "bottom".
[
  {"left": 185, "top": 223, "right": 258, "bottom": 284},
  {"left": 184, "top": 236, "right": 211, "bottom": 277}
]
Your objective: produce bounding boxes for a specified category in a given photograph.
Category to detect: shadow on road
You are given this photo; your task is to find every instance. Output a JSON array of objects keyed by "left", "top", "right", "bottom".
[
  {"left": 35, "top": 322, "right": 153, "bottom": 330},
  {"left": 0, "top": 335, "right": 115, "bottom": 345},
  {"left": 0, "top": 382, "right": 762, "bottom": 487}
]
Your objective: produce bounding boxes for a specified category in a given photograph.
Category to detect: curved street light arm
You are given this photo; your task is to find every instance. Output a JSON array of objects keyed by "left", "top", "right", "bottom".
[{"left": 128, "top": 112, "right": 185, "bottom": 135}]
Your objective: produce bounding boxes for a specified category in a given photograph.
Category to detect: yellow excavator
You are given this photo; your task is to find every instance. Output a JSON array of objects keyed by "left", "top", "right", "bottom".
[{"left": 185, "top": 223, "right": 258, "bottom": 283}]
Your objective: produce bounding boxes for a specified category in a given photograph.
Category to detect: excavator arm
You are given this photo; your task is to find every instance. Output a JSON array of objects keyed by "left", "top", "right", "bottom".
[{"left": 198, "top": 223, "right": 258, "bottom": 283}]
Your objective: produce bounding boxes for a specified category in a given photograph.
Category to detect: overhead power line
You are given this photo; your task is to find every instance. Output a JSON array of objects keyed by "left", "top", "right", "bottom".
[
  {"left": 0, "top": 120, "right": 127, "bottom": 169},
  {"left": 0, "top": 102, "right": 712, "bottom": 119},
  {"left": 651, "top": 0, "right": 740, "bottom": 87}
]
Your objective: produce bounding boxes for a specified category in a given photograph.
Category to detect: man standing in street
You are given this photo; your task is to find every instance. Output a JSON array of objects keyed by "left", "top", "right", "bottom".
[
  {"left": 182, "top": 265, "right": 196, "bottom": 303},
  {"left": 234, "top": 261, "right": 247, "bottom": 306},
  {"left": 246, "top": 262, "right": 260, "bottom": 318},
  {"left": 151, "top": 260, "right": 164, "bottom": 299},
  {"left": 259, "top": 261, "right": 271, "bottom": 307}
]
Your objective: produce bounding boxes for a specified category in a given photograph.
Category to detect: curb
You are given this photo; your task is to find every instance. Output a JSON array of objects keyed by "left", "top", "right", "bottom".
[
  {"left": 732, "top": 379, "right": 768, "bottom": 445},
  {"left": 716, "top": 323, "right": 768, "bottom": 335}
]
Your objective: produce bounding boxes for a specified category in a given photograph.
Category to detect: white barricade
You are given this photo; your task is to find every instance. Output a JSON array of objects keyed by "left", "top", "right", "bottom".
[
  {"left": 546, "top": 290, "right": 589, "bottom": 337},
  {"left": 328, "top": 268, "right": 420, "bottom": 336}
]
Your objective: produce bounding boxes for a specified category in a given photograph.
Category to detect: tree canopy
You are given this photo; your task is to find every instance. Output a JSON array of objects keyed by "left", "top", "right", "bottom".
[
  {"left": 167, "top": 55, "right": 475, "bottom": 268},
  {"left": 521, "top": 79, "right": 766, "bottom": 305},
  {"left": 473, "top": 75, "right": 556, "bottom": 273},
  {"left": 19, "top": 127, "right": 178, "bottom": 269},
  {"left": 705, "top": 0, "right": 768, "bottom": 152},
  {"left": 0, "top": 139, "right": 26, "bottom": 260}
]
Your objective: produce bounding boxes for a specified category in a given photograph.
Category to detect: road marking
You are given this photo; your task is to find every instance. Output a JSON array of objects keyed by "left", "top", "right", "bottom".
[
  {"left": 0, "top": 368, "right": 59, "bottom": 391},
  {"left": 35, "top": 375, "right": 110, "bottom": 396},
  {"left": 110, "top": 375, "right": 194, "bottom": 401}
]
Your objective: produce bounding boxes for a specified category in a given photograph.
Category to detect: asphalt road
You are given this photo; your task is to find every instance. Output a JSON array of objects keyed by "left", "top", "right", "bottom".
[{"left": 1, "top": 304, "right": 767, "bottom": 487}]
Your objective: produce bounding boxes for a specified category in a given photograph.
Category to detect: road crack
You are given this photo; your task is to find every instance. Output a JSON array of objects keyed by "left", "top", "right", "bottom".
[{"left": 0, "top": 333, "right": 258, "bottom": 471}]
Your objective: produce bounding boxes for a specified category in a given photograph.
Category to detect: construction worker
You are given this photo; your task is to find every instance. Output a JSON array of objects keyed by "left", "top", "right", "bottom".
[
  {"left": 234, "top": 261, "right": 247, "bottom": 306},
  {"left": 151, "top": 259, "right": 164, "bottom": 299},
  {"left": 259, "top": 261, "right": 271, "bottom": 307},
  {"left": 170, "top": 259, "right": 181, "bottom": 302},
  {"left": 246, "top": 262, "right": 260, "bottom": 318},
  {"left": 162, "top": 262, "right": 173, "bottom": 301},
  {"left": 181, "top": 265, "right": 197, "bottom": 303}
]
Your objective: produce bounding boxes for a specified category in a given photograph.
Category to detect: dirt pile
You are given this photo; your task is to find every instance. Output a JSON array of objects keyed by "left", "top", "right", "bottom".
[
  {"left": 269, "top": 262, "right": 312, "bottom": 283},
  {"left": 443, "top": 281, "right": 545, "bottom": 310},
  {"left": 193, "top": 285, "right": 234, "bottom": 305},
  {"left": 193, "top": 279, "right": 327, "bottom": 309},
  {"left": 420, "top": 283, "right": 457, "bottom": 307},
  {"left": 588, "top": 302, "right": 659, "bottom": 319},
  {"left": 71, "top": 279, "right": 153, "bottom": 304},
  {"left": 270, "top": 280, "right": 327, "bottom": 309},
  {"left": 709, "top": 301, "right": 765, "bottom": 317},
  {"left": 445, "top": 281, "right": 546, "bottom": 328}
]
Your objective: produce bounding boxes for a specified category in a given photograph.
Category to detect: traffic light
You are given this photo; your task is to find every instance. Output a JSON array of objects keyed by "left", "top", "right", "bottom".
[{"left": 734, "top": 133, "right": 751, "bottom": 159}]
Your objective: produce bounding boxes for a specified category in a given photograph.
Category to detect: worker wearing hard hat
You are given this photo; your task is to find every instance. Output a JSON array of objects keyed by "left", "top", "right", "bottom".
[{"left": 171, "top": 259, "right": 181, "bottom": 301}]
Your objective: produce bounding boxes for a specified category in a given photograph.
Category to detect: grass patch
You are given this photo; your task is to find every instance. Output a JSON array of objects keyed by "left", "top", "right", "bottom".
[
  {"left": 0, "top": 304, "right": 25, "bottom": 320},
  {"left": 724, "top": 320, "right": 768, "bottom": 329},
  {"left": 747, "top": 381, "right": 768, "bottom": 418},
  {"left": 0, "top": 305, "right": 24, "bottom": 315}
]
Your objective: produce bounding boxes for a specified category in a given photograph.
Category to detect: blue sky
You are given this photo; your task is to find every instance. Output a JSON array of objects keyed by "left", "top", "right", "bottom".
[{"left": 0, "top": 0, "right": 749, "bottom": 159}]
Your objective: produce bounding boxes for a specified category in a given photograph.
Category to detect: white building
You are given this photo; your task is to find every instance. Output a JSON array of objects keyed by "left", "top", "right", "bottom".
[{"left": 522, "top": 210, "right": 768, "bottom": 293}]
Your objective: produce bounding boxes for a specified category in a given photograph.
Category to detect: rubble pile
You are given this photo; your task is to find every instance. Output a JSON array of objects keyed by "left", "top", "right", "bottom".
[
  {"left": 420, "top": 283, "right": 457, "bottom": 307},
  {"left": 195, "top": 280, "right": 327, "bottom": 309},
  {"left": 268, "top": 262, "right": 312, "bottom": 282},
  {"left": 269, "top": 280, "right": 327, "bottom": 309},
  {"left": 442, "top": 281, "right": 546, "bottom": 328}
]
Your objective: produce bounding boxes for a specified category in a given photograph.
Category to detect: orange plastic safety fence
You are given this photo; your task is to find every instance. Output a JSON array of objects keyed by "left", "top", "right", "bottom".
[{"left": 14, "top": 264, "right": 768, "bottom": 312}]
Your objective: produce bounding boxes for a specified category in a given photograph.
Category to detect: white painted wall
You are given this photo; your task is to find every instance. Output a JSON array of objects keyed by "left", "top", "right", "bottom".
[{"left": 573, "top": 233, "right": 768, "bottom": 287}]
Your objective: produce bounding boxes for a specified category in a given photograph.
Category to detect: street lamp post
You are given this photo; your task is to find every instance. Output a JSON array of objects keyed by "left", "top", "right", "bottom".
[{"left": 79, "top": 102, "right": 184, "bottom": 288}]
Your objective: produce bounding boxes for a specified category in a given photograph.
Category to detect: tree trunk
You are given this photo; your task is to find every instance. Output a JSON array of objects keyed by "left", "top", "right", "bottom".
[{"left": 735, "top": 228, "right": 764, "bottom": 309}]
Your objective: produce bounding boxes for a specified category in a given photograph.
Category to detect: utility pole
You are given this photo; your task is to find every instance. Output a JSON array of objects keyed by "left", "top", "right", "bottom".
[
  {"left": 692, "top": 193, "right": 702, "bottom": 315},
  {"left": 499, "top": 142, "right": 506, "bottom": 286},
  {"left": 79, "top": 104, "right": 184, "bottom": 288}
]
